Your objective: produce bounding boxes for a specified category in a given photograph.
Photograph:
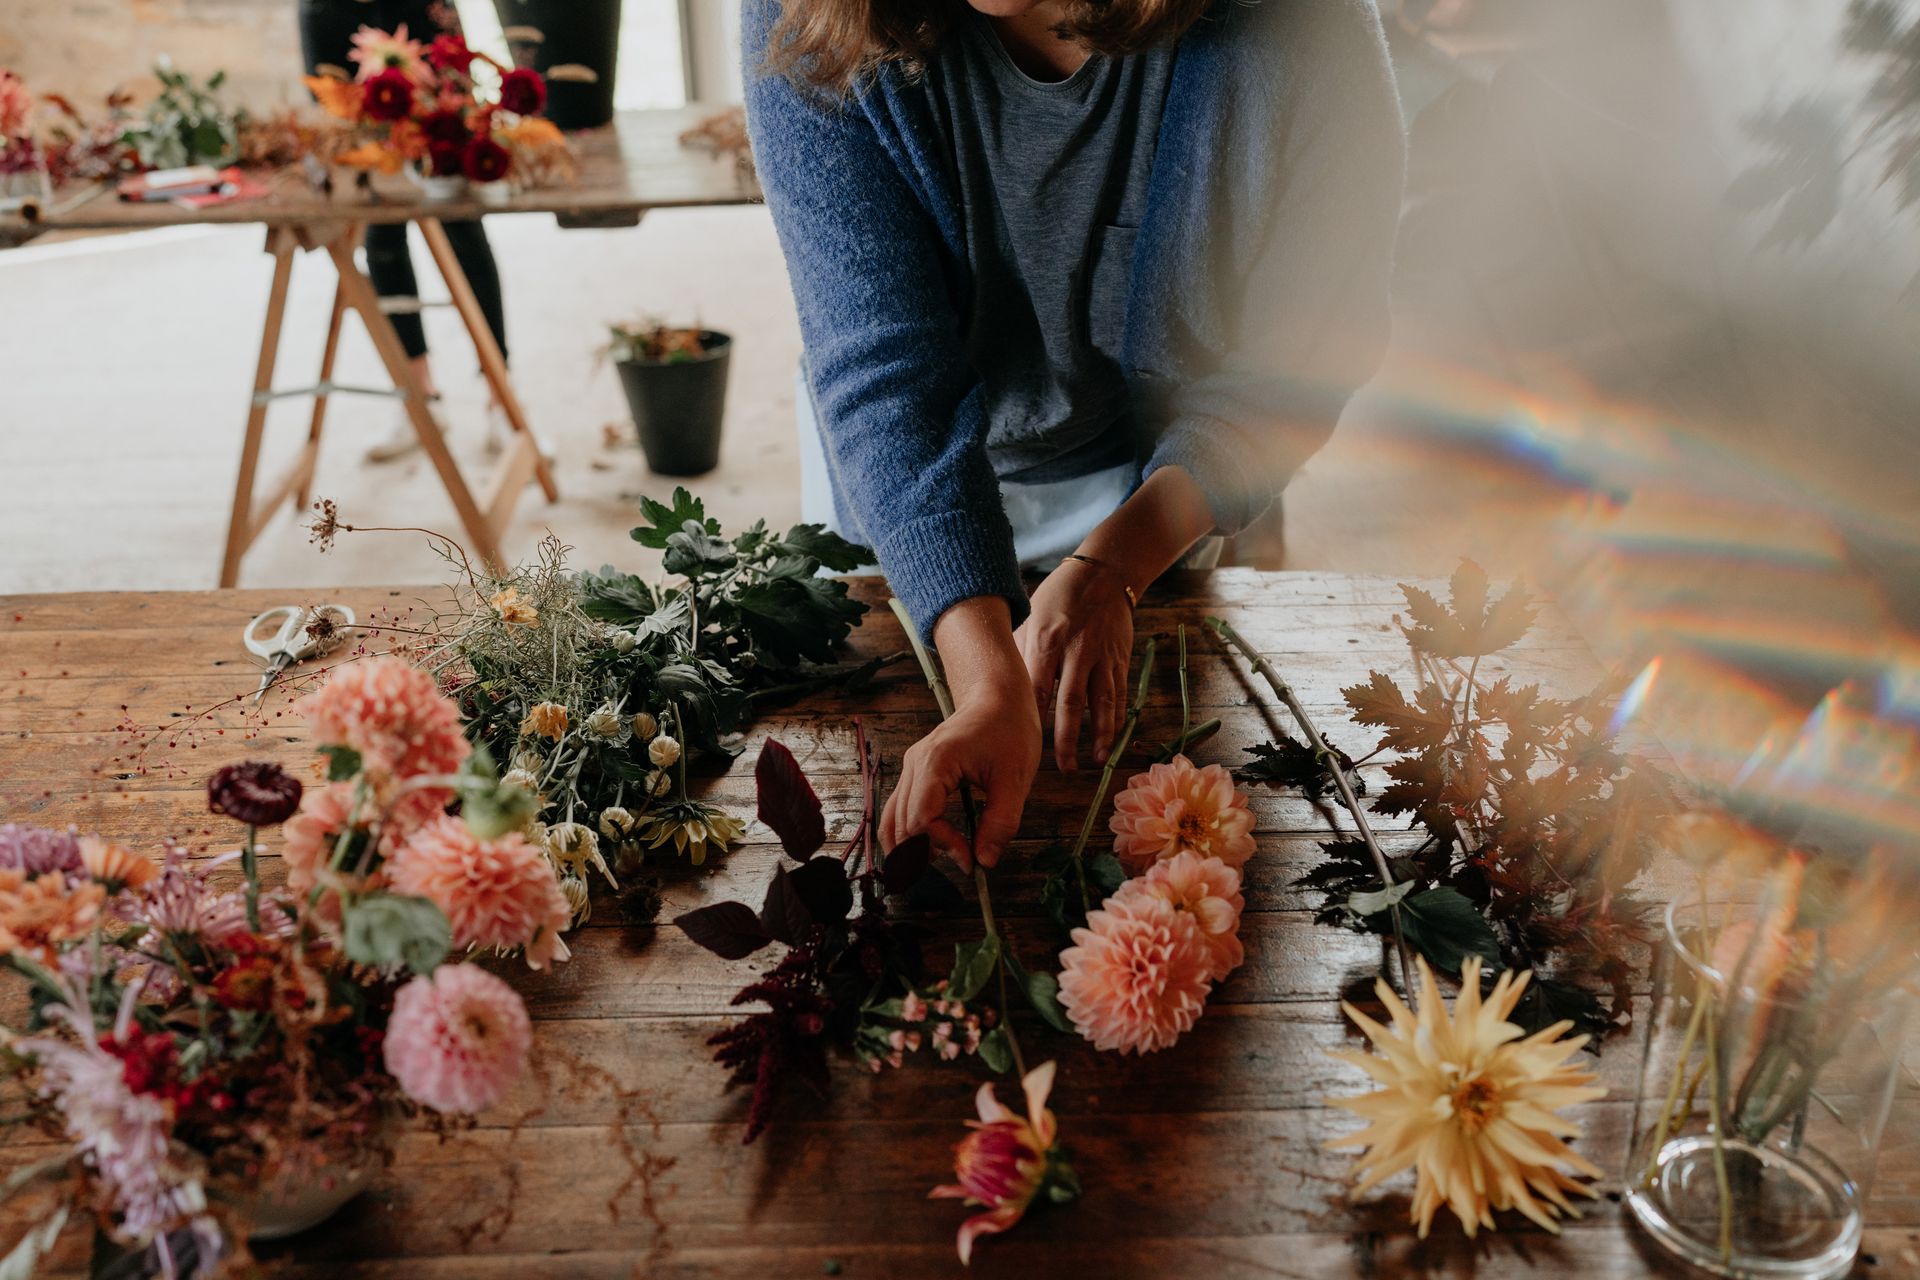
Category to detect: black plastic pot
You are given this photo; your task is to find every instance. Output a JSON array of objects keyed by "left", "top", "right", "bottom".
[
  {"left": 492, "top": 0, "right": 622, "bottom": 131},
  {"left": 616, "top": 331, "right": 731, "bottom": 476}
]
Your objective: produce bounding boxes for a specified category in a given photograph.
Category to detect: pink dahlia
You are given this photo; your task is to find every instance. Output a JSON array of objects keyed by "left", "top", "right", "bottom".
[
  {"left": 1111, "top": 851, "right": 1245, "bottom": 983},
  {"left": 383, "top": 962, "right": 531, "bottom": 1114},
  {"left": 385, "top": 815, "right": 571, "bottom": 969},
  {"left": 930, "top": 1061, "right": 1077, "bottom": 1264},
  {"left": 283, "top": 781, "right": 447, "bottom": 898},
  {"left": 1108, "top": 754, "right": 1255, "bottom": 874},
  {"left": 1057, "top": 894, "right": 1212, "bottom": 1054},
  {"left": 299, "top": 655, "right": 470, "bottom": 780}
]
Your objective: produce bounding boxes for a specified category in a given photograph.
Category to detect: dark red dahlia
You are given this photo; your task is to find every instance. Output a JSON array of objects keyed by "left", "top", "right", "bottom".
[
  {"left": 362, "top": 67, "right": 417, "bottom": 123},
  {"left": 207, "top": 760, "right": 303, "bottom": 826},
  {"left": 462, "top": 135, "right": 511, "bottom": 184},
  {"left": 425, "top": 33, "right": 476, "bottom": 73},
  {"left": 498, "top": 67, "right": 546, "bottom": 117}
]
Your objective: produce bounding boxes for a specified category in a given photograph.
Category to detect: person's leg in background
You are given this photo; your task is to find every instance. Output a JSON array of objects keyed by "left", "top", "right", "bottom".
[{"left": 435, "top": 217, "right": 513, "bottom": 452}]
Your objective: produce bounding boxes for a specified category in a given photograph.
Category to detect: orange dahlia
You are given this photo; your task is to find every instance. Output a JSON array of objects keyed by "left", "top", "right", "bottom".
[
  {"left": 0, "top": 869, "right": 105, "bottom": 962},
  {"left": 386, "top": 815, "right": 571, "bottom": 969},
  {"left": 1110, "top": 850, "right": 1245, "bottom": 983},
  {"left": 299, "top": 655, "right": 470, "bottom": 780},
  {"left": 1108, "top": 754, "right": 1255, "bottom": 874},
  {"left": 1057, "top": 894, "right": 1212, "bottom": 1054}
]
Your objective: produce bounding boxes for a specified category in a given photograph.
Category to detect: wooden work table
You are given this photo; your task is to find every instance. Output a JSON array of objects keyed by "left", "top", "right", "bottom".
[{"left": 1, "top": 572, "right": 1913, "bottom": 1277}]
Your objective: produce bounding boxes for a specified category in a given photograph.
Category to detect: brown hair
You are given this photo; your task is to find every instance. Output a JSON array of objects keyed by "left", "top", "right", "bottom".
[{"left": 765, "top": 0, "right": 1213, "bottom": 93}]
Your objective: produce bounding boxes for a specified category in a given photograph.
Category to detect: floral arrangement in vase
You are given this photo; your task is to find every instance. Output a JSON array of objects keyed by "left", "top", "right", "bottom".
[
  {"left": 303, "top": 25, "right": 569, "bottom": 190},
  {"left": 0, "top": 659, "right": 545, "bottom": 1277}
]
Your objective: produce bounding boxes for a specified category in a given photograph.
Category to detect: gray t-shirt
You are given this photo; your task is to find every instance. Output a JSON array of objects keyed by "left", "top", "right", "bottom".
[{"left": 921, "top": 18, "right": 1175, "bottom": 484}]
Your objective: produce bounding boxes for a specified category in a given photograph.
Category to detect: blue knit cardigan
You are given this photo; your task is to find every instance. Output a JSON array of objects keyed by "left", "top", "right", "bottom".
[{"left": 742, "top": 0, "right": 1406, "bottom": 637}]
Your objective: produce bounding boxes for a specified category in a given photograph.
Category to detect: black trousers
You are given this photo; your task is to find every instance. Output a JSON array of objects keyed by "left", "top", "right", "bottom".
[{"left": 297, "top": 0, "right": 508, "bottom": 362}]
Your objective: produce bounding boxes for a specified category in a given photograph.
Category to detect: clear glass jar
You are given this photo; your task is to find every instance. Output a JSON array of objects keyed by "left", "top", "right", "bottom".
[{"left": 1626, "top": 898, "right": 1914, "bottom": 1279}]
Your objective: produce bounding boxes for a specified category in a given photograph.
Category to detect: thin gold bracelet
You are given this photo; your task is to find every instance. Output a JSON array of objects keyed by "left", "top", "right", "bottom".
[{"left": 1061, "top": 553, "right": 1138, "bottom": 610}]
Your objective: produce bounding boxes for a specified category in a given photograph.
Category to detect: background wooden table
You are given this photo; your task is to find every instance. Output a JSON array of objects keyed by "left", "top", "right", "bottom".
[{"left": 2, "top": 572, "right": 1914, "bottom": 1278}]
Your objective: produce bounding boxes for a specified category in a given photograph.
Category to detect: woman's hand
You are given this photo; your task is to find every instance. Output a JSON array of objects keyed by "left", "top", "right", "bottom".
[
  {"left": 1016, "top": 559, "right": 1135, "bottom": 772},
  {"left": 879, "top": 597, "right": 1041, "bottom": 872}
]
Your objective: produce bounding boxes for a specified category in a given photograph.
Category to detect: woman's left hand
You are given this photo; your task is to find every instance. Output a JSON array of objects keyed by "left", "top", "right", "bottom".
[{"left": 1015, "top": 559, "right": 1136, "bottom": 773}]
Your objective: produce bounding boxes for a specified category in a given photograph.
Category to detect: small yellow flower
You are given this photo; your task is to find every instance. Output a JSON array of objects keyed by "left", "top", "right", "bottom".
[
  {"left": 521, "top": 701, "right": 569, "bottom": 742},
  {"left": 489, "top": 586, "right": 540, "bottom": 627},
  {"left": 1326, "top": 957, "right": 1606, "bottom": 1239}
]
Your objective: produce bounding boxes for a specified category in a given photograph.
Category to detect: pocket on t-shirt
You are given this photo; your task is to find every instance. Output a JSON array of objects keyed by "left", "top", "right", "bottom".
[{"left": 1088, "top": 224, "right": 1138, "bottom": 362}]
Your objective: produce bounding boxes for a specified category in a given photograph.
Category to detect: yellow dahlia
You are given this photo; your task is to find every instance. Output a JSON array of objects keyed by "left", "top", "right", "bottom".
[{"left": 1326, "top": 957, "right": 1605, "bottom": 1238}]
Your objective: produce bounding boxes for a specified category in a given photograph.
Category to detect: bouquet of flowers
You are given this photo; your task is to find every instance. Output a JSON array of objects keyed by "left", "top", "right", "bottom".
[
  {"left": 303, "top": 25, "right": 569, "bottom": 186},
  {"left": 0, "top": 659, "right": 545, "bottom": 1277}
]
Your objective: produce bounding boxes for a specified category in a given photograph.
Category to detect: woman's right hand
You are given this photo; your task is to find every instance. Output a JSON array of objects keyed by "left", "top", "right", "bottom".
[{"left": 879, "top": 597, "right": 1041, "bottom": 872}]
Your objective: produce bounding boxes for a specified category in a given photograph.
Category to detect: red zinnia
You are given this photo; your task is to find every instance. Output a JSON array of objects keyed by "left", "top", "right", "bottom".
[
  {"left": 211, "top": 954, "right": 277, "bottom": 1011},
  {"left": 362, "top": 67, "right": 417, "bottom": 123},
  {"left": 462, "top": 136, "right": 511, "bottom": 184},
  {"left": 498, "top": 67, "right": 546, "bottom": 117}
]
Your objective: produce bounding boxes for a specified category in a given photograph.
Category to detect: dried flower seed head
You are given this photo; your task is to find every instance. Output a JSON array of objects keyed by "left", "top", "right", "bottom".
[
  {"left": 510, "top": 749, "right": 545, "bottom": 775},
  {"left": 608, "top": 629, "right": 639, "bottom": 654},
  {"left": 598, "top": 806, "right": 637, "bottom": 841},
  {"left": 559, "top": 874, "right": 591, "bottom": 928},
  {"left": 501, "top": 767, "right": 541, "bottom": 794},
  {"left": 585, "top": 707, "right": 628, "bottom": 741},
  {"left": 307, "top": 497, "right": 342, "bottom": 552},
  {"left": 648, "top": 735, "right": 682, "bottom": 768},
  {"left": 631, "top": 712, "right": 659, "bottom": 741}
]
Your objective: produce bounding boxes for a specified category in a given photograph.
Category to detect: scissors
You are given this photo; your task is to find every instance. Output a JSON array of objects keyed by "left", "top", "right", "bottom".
[{"left": 244, "top": 604, "right": 357, "bottom": 704}]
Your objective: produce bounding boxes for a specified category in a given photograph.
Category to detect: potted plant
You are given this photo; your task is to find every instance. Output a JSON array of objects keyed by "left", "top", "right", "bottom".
[
  {"left": 606, "top": 321, "right": 731, "bottom": 476},
  {"left": 493, "top": 0, "right": 622, "bottom": 132}
]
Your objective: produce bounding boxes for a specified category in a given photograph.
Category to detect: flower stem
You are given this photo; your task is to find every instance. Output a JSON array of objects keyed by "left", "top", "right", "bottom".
[
  {"left": 1065, "top": 638, "right": 1157, "bottom": 912},
  {"left": 1205, "top": 616, "right": 1417, "bottom": 1007},
  {"left": 890, "top": 598, "right": 1030, "bottom": 1080},
  {"left": 241, "top": 824, "right": 262, "bottom": 932}
]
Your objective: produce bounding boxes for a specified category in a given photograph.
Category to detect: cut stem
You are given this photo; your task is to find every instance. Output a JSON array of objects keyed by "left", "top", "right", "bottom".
[
  {"left": 889, "top": 598, "right": 1030, "bottom": 1080},
  {"left": 1065, "top": 638, "right": 1157, "bottom": 912},
  {"left": 1205, "top": 616, "right": 1416, "bottom": 1006}
]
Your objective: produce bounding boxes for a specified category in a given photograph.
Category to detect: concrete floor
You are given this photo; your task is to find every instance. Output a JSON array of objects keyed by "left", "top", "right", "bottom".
[{"left": 0, "top": 205, "right": 1576, "bottom": 597}]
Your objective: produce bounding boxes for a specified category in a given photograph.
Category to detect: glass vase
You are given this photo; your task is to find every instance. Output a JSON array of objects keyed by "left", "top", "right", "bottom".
[{"left": 1626, "top": 898, "right": 1914, "bottom": 1279}]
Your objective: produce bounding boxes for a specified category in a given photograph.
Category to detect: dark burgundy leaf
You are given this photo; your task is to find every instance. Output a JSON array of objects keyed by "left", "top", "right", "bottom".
[
  {"left": 759, "top": 865, "right": 812, "bottom": 946},
  {"left": 755, "top": 739, "right": 826, "bottom": 860},
  {"left": 675, "top": 901, "right": 770, "bottom": 960},
  {"left": 788, "top": 855, "right": 853, "bottom": 925},
  {"left": 880, "top": 833, "right": 932, "bottom": 895}
]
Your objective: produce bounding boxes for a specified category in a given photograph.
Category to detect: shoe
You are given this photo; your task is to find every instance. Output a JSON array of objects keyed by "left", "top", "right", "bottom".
[{"left": 363, "top": 394, "right": 444, "bottom": 464}]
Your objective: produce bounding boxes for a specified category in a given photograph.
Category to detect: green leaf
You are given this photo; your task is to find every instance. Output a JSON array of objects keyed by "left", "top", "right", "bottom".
[
  {"left": 343, "top": 894, "right": 451, "bottom": 975},
  {"left": 576, "top": 566, "right": 656, "bottom": 625},
  {"left": 1086, "top": 853, "right": 1125, "bottom": 900},
  {"left": 734, "top": 575, "right": 866, "bottom": 667},
  {"left": 321, "top": 744, "right": 363, "bottom": 782},
  {"left": 1346, "top": 880, "right": 1413, "bottom": 917},
  {"left": 948, "top": 934, "right": 1001, "bottom": 1003},
  {"left": 976, "top": 1026, "right": 1013, "bottom": 1075},
  {"left": 1023, "top": 970, "right": 1072, "bottom": 1033},
  {"left": 775, "top": 523, "right": 874, "bottom": 573},
  {"left": 1397, "top": 887, "right": 1500, "bottom": 975},
  {"left": 630, "top": 488, "right": 715, "bottom": 549}
]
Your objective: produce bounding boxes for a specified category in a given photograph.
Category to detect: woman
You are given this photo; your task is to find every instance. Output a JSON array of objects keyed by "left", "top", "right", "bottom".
[
  {"left": 298, "top": 0, "right": 510, "bottom": 462},
  {"left": 745, "top": 0, "right": 1405, "bottom": 868}
]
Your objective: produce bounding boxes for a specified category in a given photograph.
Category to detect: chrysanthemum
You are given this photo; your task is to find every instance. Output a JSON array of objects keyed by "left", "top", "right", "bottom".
[
  {"left": 386, "top": 816, "right": 571, "bottom": 969},
  {"left": 299, "top": 655, "right": 470, "bottom": 780},
  {"left": 1110, "top": 851, "right": 1245, "bottom": 983},
  {"left": 383, "top": 962, "right": 531, "bottom": 1114},
  {"left": 1056, "top": 894, "right": 1212, "bottom": 1054},
  {"left": 1108, "top": 754, "right": 1256, "bottom": 874},
  {"left": 0, "top": 869, "right": 105, "bottom": 961},
  {"left": 635, "top": 799, "right": 744, "bottom": 866},
  {"left": 0, "top": 824, "right": 83, "bottom": 880},
  {"left": 348, "top": 23, "right": 431, "bottom": 85},
  {"left": 931, "top": 1061, "right": 1078, "bottom": 1265},
  {"left": 1326, "top": 957, "right": 1606, "bottom": 1238}
]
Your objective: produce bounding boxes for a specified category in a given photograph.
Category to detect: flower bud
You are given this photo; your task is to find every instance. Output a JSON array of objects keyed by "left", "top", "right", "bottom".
[
  {"left": 648, "top": 735, "right": 681, "bottom": 768},
  {"left": 585, "top": 708, "right": 628, "bottom": 741},
  {"left": 598, "top": 806, "right": 637, "bottom": 841},
  {"left": 631, "top": 711, "right": 659, "bottom": 741},
  {"left": 646, "top": 770, "right": 672, "bottom": 797},
  {"left": 559, "top": 875, "right": 591, "bottom": 928},
  {"left": 607, "top": 628, "right": 639, "bottom": 654}
]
